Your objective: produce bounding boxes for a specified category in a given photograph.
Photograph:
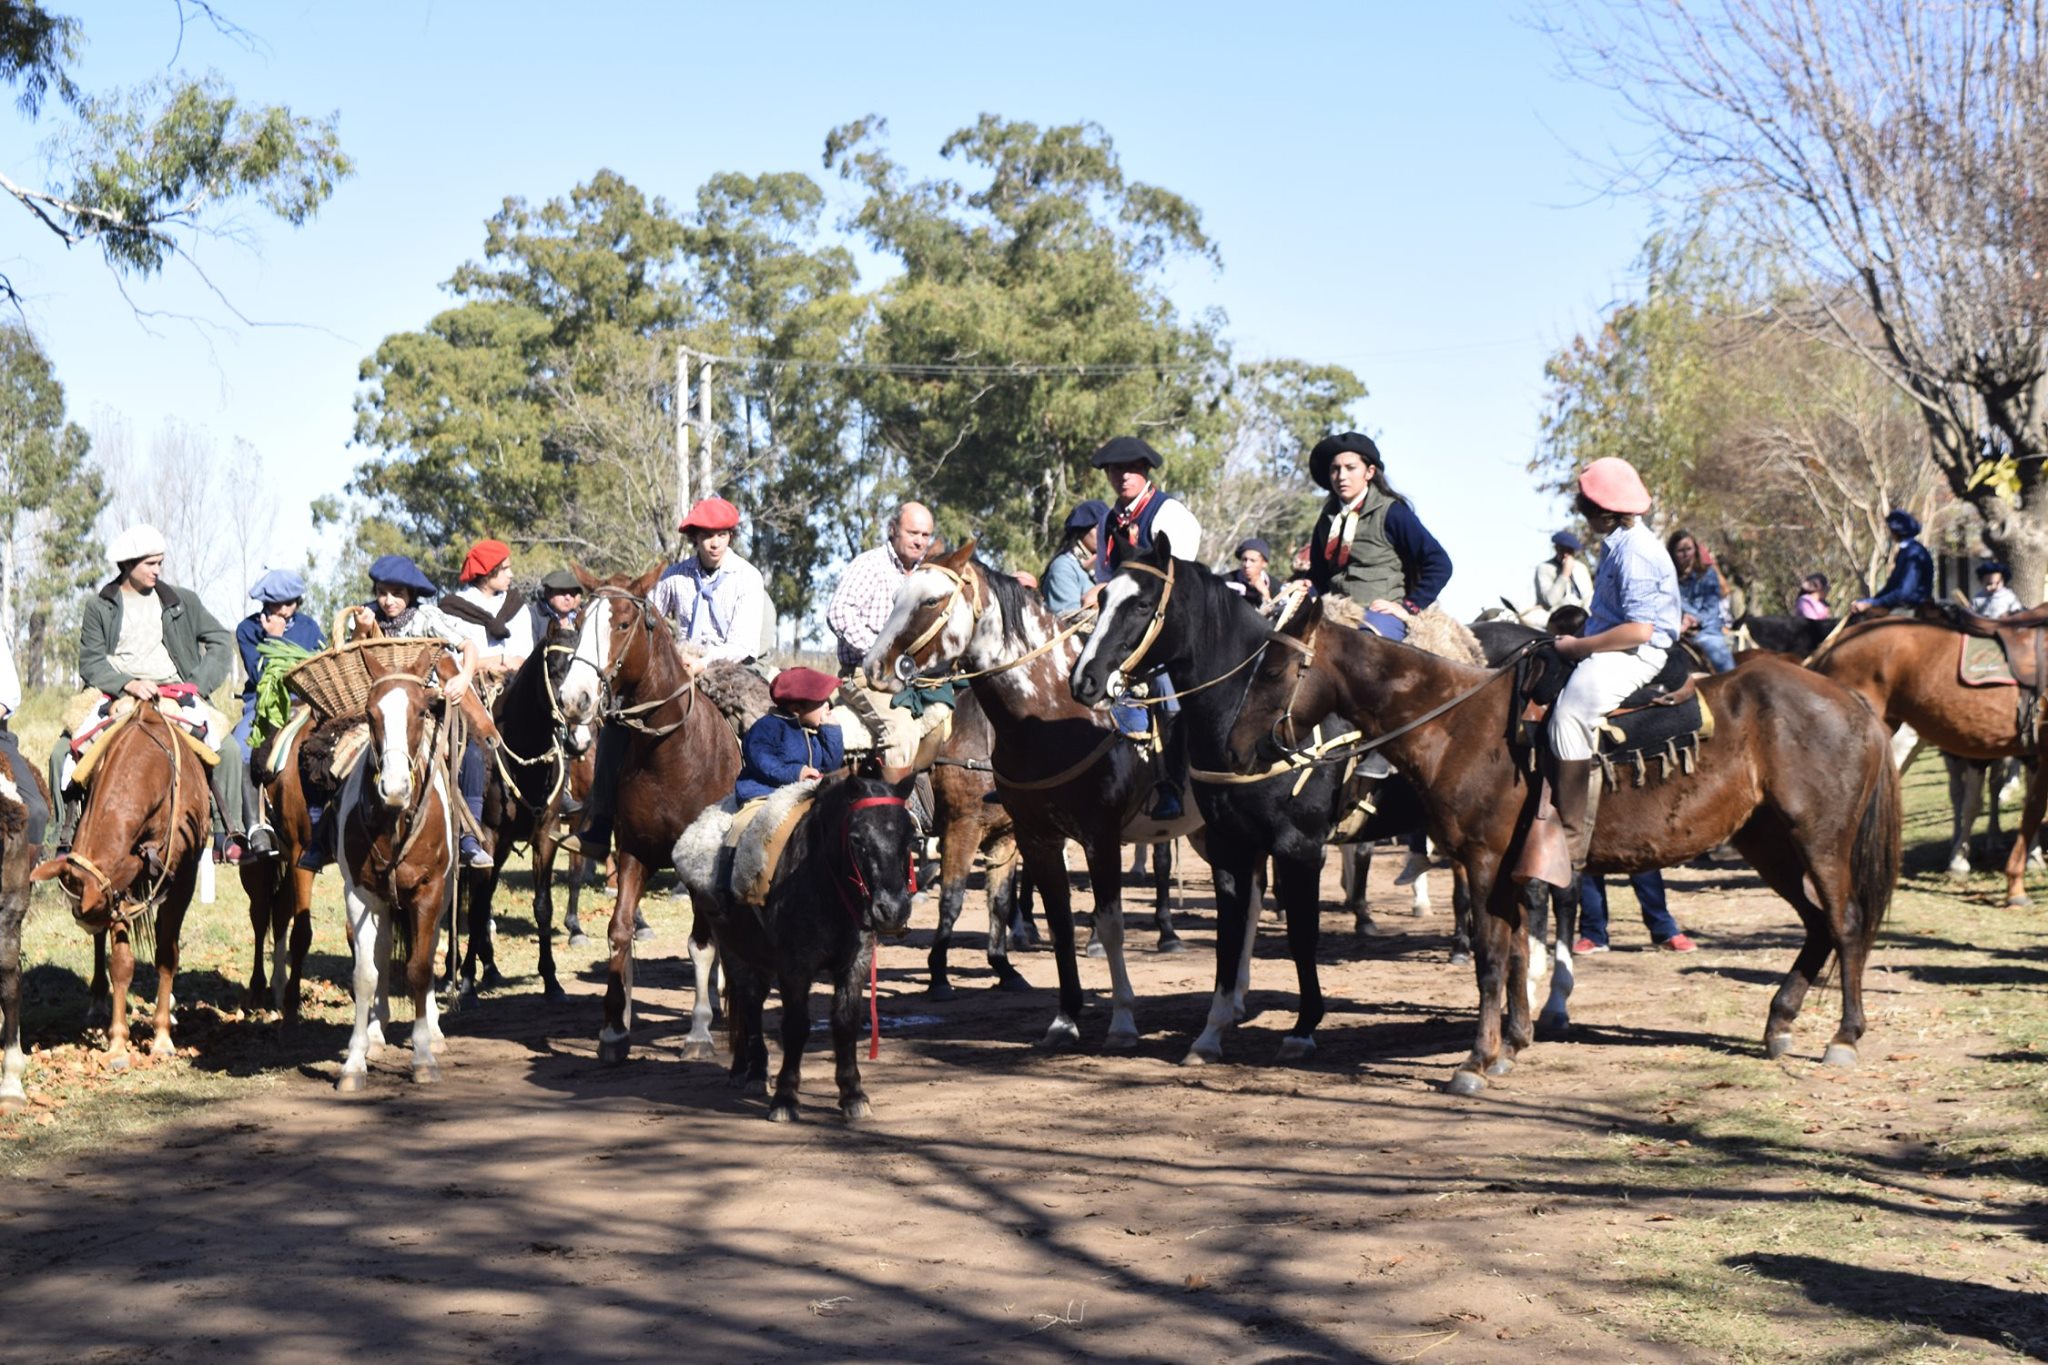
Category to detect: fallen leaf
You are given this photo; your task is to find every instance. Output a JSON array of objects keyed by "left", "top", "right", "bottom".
[{"left": 1183, "top": 1273, "right": 1208, "bottom": 1291}]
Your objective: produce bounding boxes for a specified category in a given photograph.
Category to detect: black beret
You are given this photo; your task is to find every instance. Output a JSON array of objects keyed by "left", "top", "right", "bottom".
[
  {"left": 1307, "top": 432, "right": 1383, "bottom": 491},
  {"left": 1090, "top": 435, "right": 1162, "bottom": 470},
  {"left": 539, "top": 569, "right": 584, "bottom": 595}
]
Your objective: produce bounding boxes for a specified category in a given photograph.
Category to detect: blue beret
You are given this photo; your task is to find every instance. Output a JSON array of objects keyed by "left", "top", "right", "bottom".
[
  {"left": 1551, "top": 530, "right": 1582, "bottom": 553},
  {"left": 1236, "top": 537, "right": 1272, "bottom": 559},
  {"left": 1886, "top": 509, "right": 1922, "bottom": 536},
  {"left": 1064, "top": 498, "right": 1110, "bottom": 532},
  {"left": 1976, "top": 560, "right": 2011, "bottom": 580},
  {"left": 249, "top": 568, "right": 306, "bottom": 603},
  {"left": 367, "top": 554, "right": 438, "bottom": 597}
]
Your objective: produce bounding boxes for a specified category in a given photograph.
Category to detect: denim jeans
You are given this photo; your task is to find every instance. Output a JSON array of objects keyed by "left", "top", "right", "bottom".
[{"left": 1578, "top": 870, "right": 1681, "bottom": 946}]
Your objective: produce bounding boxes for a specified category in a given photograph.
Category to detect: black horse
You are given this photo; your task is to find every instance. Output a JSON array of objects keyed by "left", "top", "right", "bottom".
[
  {"left": 677, "top": 772, "right": 917, "bottom": 1122},
  {"left": 1737, "top": 613, "right": 1837, "bottom": 656},
  {"left": 1068, "top": 537, "right": 1451, "bottom": 1065}
]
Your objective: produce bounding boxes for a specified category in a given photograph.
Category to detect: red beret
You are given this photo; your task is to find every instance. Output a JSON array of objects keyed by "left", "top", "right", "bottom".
[
  {"left": 460, "top": 538, "right": 511, "bottom": 582},
  {"left": 680, "top": 496, "right": 741, "bottom": 534},
  {"left": 769, "top": 667, "right": 840, "bottom": 707}
]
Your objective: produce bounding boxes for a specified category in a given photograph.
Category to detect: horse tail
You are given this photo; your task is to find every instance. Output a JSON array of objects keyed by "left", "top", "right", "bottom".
[{"left": 1851, "top": 724, "right": 1903, "bottom": 947}]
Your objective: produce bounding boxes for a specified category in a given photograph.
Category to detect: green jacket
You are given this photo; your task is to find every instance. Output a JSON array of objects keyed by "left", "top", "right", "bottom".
[{"left": 78, "top": 579, "right": 234, "bottom": 696}]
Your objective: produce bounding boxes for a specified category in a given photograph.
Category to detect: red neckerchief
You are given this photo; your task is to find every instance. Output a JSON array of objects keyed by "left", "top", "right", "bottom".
[
  {"left": 1324, "top": 490, "right": 1369, "bottom": 568},
  {"left": 1112, "top": 484, "right": 1156, "bottom": 554}
]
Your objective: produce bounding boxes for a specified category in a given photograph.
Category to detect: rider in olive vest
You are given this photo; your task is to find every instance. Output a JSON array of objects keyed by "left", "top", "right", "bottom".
[{"left": 1304, "top": 432, "right": 1451, "bottom": 642}]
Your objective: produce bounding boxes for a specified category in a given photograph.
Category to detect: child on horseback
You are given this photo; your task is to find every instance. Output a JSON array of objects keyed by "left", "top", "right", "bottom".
[
  {"left": 735, "top": 667, "right": 846, "bottom": 805},
  {"left": 235, "top": 568, "right": 327, "bottom": 851},
  {"left": 1544, "top": 458, "right": 1684, "bottom": 887},
  {"left": 1851, "top": 509, "right": 1934, "bottom": 617}
]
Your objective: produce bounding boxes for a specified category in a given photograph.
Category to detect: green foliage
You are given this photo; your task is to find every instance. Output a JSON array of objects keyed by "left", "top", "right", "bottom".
[
  {"left": 0, "top": 321, "right": 104, "bottom": 684},
  {"left": 0, "top": 3, "right": 353, "bottom": 295}
]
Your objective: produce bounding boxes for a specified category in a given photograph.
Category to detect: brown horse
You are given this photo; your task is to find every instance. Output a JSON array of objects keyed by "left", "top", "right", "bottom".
[
  {"left": 0, "top": 767, "right": 44, "bottom": 1109},
  {"left": 243, "top": 705, "right": 318, "bottom": 1020},
  {"left": 1225, "top": 597, "right": 1902, "bottom": 1095},
  {"left": 555, "top": 569, "right": 742, "bottom": 1065},
  {"left": 1809, "top": 617, "right": 2048, "bottom": 905},
  {"left": 924, "top": 686, "right": 1028, "bottom": 997},
  {"left": 865, "top": 542, "right": 1190, "bottom": 1049},
  {"left": 334, "top": 646, "right": 496, "bottom": 1092},
  {"left": 31, "top": 705, "right": 212, "bottom": 1069}
]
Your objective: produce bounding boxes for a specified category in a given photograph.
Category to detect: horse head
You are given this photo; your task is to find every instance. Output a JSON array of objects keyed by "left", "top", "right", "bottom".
[
  {"left": 1226, "top": 594, "right": 1332, "bottom": 771},
  {"left": 365, "top": 650, "right": 432, "bottom": 810},
  {"left": 555, "top": 565, "right": 662, "bottom": 727},
  {"left": 863, "top": 540, "right": 983, "bottom": 692},
  {"left": 1069, "top": 533, "right": 1180, "bottom": 707},
  {"left": 838, "top": 774, "right": 918, "bottom": 939},
  {"left": 538, "top": 613, "right": 596, "bottom": 756}
]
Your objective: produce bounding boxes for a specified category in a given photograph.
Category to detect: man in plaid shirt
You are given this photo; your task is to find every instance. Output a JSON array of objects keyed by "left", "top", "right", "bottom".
[{"left": 828, "top": 501, "right": 948, "bottom": 782}]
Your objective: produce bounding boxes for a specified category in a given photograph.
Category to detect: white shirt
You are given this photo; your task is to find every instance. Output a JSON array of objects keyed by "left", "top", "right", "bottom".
[
  {"left": 447, "top": 584, "right": 536, "bottom": 665},
  {"left": 0, "top": 634, "right": 18, "bottom": 715},
  {"left": 650, "top": 550, "right": 768, "bottom": 663},
  {"left": 1109, "top": 487, "right": 1203, "bottom": 563}
]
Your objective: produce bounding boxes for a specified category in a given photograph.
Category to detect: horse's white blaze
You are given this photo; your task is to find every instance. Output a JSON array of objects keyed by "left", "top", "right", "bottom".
[
  {"left": 557, "top": 607, "right": 609, "bottom": 721},
  {"left": 375, "top": 690, "right": 411, "bottom": 806},
  {"left": 1070, "top": 575, "right": 1140, "bottom": 693}
]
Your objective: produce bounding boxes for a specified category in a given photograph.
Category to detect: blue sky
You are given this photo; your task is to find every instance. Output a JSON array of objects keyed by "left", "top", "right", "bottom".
[{"left": 0, "top": 2, "right": 1652, "bottom": 626}]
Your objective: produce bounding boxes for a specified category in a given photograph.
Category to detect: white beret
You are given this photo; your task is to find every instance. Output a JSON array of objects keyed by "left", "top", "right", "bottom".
[{"left": 107, "top": 524, "right": 168, "bottom": 565}]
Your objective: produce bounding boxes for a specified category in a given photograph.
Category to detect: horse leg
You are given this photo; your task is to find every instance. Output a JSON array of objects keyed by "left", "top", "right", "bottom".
[
  {"left": 1082, "top": 841, "right": 1139, "bottom": 1049},
  {"left": 1947, "top": 755, "right": 1979, "bottom": 878},
  {"left": 1450, "top": 864, "right": 1474, "bottom": 965},
  {"left": 0, "top": 887, "right": 28, "bottom": 1112},
  {"left": 767, "top": 965, "right": 809, "bottom": 1123},
  {"left": 564, "top": 852, "right": 590, "bottom": 947},
  {"left": 1342, "top": 845, "right": 1378, "bottom": 935},
  {"left": 1152, "top": 839, "right": 1182, "bottom": 953},
  {"left": 680, "top": 916, "right": 720, "bottom": 1061},
  {"left": 149, "top": 888, "right": 192, "bottom": 1059},
  {"left": 598, "top": 854, "right": 648, "bottom": 1064},
  {"left": 1447, "top": 858, "right": 1513, "bottom": 1096},
  {"left": 983, "top": 851, "right": 1029, "bottom": 991},
  {"left": 87, "top": 929, "right": 111, "bottom": 1030},
  {"left": 1503, "top": 885, "right": 1537, "bottom": 1059},
  {"left": 1409, "top": 859, "right": 1433, "bottom": 918},
  {"left": 282, "top": 867, "right": 315, "bottom": 1023},
  {"left": 105, "top": 927, "right": 136, "bottom": 1070},
  {"left": 832, "top": 944, "right": 871, "bottom": 1120},
  {"left": 370, "top": 907, "right": 394, "bottom": 1050},
  {"left": 2002, "top": 760, "right": 2048, "bottom": 908},
  {"left": 1891, "top": 723, "right": 1922, "bottom": 772},
  {"left": 533, "top": 837, "right": 565, "bottom": 1002},
  {"left": 1188, "top": 849, "right": 1255, "bottom": 1066},
  {"left": 409, "top": 894, "right": 446, "bottom": 1084},
  {"left": 244, "top": 868, "right": 271, "bottom": 1008},
  {"left": 1022, "top": 838, "right": 1084, "bottom": 1050},
  {"left": 472, "top": 855, "right": 507, "bottom": 992},
  {"left": 1275, "top": 852, "right": 1325, "bottom": 1061},
  {"left": 1537, "top": 882, "right": 1578, "bottom": 1041},
  {"left": 926, "top": 819, "right": 973, "bottom": 1000},
  {"left": 337, "top": 881, "right": 381, "bottom": 1092}
]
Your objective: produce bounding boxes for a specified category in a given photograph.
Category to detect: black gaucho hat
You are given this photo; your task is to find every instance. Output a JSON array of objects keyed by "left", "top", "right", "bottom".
[
  {"left": 1090, "top": 435, "right": 1162, "bottom": 470},
  {"left": 1307, "top": 432, "right": 1384, "bottom": 491}
]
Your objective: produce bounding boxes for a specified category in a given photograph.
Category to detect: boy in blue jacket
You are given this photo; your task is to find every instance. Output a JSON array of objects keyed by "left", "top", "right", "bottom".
[{"left": 736, "top": 667, "right": 846, "bottom": 805}]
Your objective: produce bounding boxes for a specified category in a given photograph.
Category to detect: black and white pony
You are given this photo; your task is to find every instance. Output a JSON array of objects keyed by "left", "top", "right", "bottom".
[
  {"left": 675, "top": 772, "right": 916, "bottom": 1121},
  {"left": 1069, "top": 537, "right": 1480, "bottom": 1064}
]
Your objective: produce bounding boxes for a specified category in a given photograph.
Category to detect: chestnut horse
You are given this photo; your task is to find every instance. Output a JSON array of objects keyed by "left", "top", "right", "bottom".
[
  {"left": 243, "top": 706, "right": 317, "bottom": 1020},
  {"left": 1226, "top": 596, "right": 1901, "bottom": 1096},
  {"left": 334, "top": 646, "right": 498, "bottom": 1092},
  {"left": 1808, "top": 618, "right": 2048, "bottom": 906},
  {"left": 924, "top": 685, "right": 1029, "bottom": 998},
  {"left": 865, "top": 542, "right": 1189, "bottom": 1050},
  {"left": 555, "top": 570, "right": 741, "bottom": 1065},
  {"left": 31, "top": 705, "right": 212, "bottom": 1069},
  {"left": 0, "top": 768, "right": 43, "bottom": 1109}
]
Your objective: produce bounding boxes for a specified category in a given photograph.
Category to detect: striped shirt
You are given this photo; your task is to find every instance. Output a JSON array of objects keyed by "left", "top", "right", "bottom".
[{"left": 827, "top": 543, "right": 916, "bottom": 670}]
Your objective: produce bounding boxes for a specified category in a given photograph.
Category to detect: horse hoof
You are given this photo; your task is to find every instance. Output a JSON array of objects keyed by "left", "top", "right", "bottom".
[
  {"left": 767, "top": 1103, "right": 799, "bottom": 1123},
  {"left": 1351, "top": 914, "right": 1372, "bottom": 935},
  {"left": 336, "top": 1070, "right": 367, "bottom": 1095},
  {"left": 1104, "top": 1029, "right": 1140, "bottom": 1052},
  {"left": 1275, "top": 1036, "right": 1316, "bottom": 1063},
  {"left": 1535, "top": 1012, "right": 1572, "bottom": 1044},
  {"left": 106, "top": 1052, "right": 130, "bottom": 1073},
  {"left": 1410, "top": 903, "right": 1430, "bottom": 919},
  {"left": 597, "top": 1036, "right": 631, "bottom": 1066},
  {"left": 743, "top": 1077, "right": 767, "bottom": 1098},
  {"left": 150, "top": 1038, "right": 176, "bottom": 1059},
  {"left": 1155, "top": 936, "right": 1185, "bottom": 955},
  {"left": 1947, "top": 863, "right": 1971, "bottom": 880},
  {"left": 993, "top": 970, "right": 1032, "bottom": 994},
  {"left": 1444, "top": 1069, "right": 1486, "bottom": 1097},
  {"left": 1084, "top": 940, "right": 1105, "bottom": 960},
  {"left": 567, "top": 932, "right": 590, "bottom": 949},
  {"left": 1449, "top": 951, "right": 1472, "bottom": 967},
  {"left": 1362, "top": 919, "right": 1404, "bottom": 938},
  {"left": 925, "top": 980, "right": 957, "bottom": 1002},
  {"left": 543, "top": 980, "right": 567, "bottom": 1004},
  {"left": 1182, "top": 1041, "right": 1221, "bottom": 1067},
  {"left": 1822, "top": 1043, "right": 1859, "bottom": 1069},
  {"left": 1484, "top": 1056, "right": 1514, "bottom": 1078},
  {"left": 0, "top": 1092, "right": 24, "bottom": 1116},
  {"left": 633, "top": 926, "right": 656, "bottom": 944},
  {"left": 2007, "top": 893, "right": 2032, "bottom": 908},
  {"left": 841, "top": 1097, "right": 872, "bottom": 1122},
  {"left": 1039, "top": 1022, "right": 1082, "bottom": 1051},
  {"left": 1764, "top": 1033, "right": 1794, "bottom": 1060},
  {"left": 679, "top": 1039, "right": 717, "bottom": 1063},
  {"left": 413, "top": 1063, "right": 442, "bottom": 1086},
  {"left": 479, "top": 966, "right": 507, "bottom": 992}
]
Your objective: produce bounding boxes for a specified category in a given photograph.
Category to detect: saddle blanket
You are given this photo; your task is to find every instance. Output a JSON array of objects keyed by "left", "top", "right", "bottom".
[
  {"left": 1593, "top": 693, "right": 1714, "bottom": 786},
  {"left": 1960, "top": 633, "right": 2019, "bottom": 688},
  {"left": 65, "top": 693, "right": 222, "bottom": 793},
  {"left": 673, "top": 780, "right": 818, "bottom": 910}
]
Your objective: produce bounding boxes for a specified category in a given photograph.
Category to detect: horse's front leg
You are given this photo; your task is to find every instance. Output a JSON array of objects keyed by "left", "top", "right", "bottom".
[
  {"left": 1082, "top": 842, "right": 1138, "bottom": 1049},
  {"left": 409, "top": 879, "right": 447, "bottom": 1084},
  {"left": 1504, "top": 885, "right": 1536, "bottom": 1058},
  {"left": 1537, "top": 882, "right": 1578, "bottom": 1042},
  {"left": 1151, "top": 839, "right": 1181, "bottom": 953},
  {"left": 768, "top": 965, "right": 810, "bottom": 1123},
  {"left": 1275, "top": 852, "right": 1325, "bottom": 1061},
  {"left": 532, "top": 835, "right": 565, "bottom": 1002},
  {"left": 598, "top": 853, "right": 648, "bottom": 1064},
  {"left": 681, "top": 913, "right": 720, "bottom": 1061},
  {"left": 104, "top": 926, "right": 136, "bottom": 1069},
  {"left": 0, "top": 888, "right": 25, "bottom": 1112},
  {"left": 87, "top": 929, "right": 111, "bottom": 1030},
  {"left": 2003, "top": 757, "right": 2048, "bottom": 907},
  {"left": 982, "top": 845, "right": 1029, "bottom": 992},
  {"left": 337, "top": 880, "right": 381, "bottom": 1093},
  {"left": 149, "top": 893, "right": 191, "bottom": 1059},
  {"left": 832, "top": 940, "right": 872, "bottom": 1120},
  {"left": 1447, "top": 857, "right": 1514, "bottom": 1097},
  {"left": 926, "top": 817, "right": 973, "bottom": 1000},
  {"left": 1020, "top": 837, "right": 1083, "bottom": 1050},
  {"left": 244, "top": 869, "right": 271, "bottom": 1008},
  {"left": 1188, "top": 849, "right": 1254, "bottom": 1066}
]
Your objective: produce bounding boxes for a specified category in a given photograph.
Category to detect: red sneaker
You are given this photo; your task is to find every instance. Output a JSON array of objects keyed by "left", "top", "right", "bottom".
[
  {"left": 1657, "top": 932, "right": 1697, "bottom": 953},
  {"left": 1571, "top": 937, "right": 1608, "bottom": 955}
]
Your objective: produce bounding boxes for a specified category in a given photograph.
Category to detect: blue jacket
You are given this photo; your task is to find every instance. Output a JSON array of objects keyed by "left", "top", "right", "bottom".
[
  {"left": 736, "top": 713, "right": 846, "bottom": 805},
  {"left": 1676, "top": 566, "right": 1726, "bottom": 636},
  {"left": 1869, "top": 538, "right": 1934, "bottom": 609},
  {"left": 237, "top": 610, "right": 328, "bottom": 701}
]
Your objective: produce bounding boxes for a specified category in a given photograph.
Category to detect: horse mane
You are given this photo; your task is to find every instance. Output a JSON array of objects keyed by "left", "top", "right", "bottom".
[{"left": 974, "top": 556, "right": 1048, "bottom": 651}]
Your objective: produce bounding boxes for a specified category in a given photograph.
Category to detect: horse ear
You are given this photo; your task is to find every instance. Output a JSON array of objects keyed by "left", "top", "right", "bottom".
[
  {"left": 889, "top": 772, "right": 917, "bottom": 803},
  {"left": 934, "top": 540, "right": 975, "bottom": 572},
  {"left": 572, "top": 562, "right": 597, "bottom": 592},
  {"left": 629, "top": 563, "right": 663, "bottom": 598},
  {"left": 29, "top": 857, "right": 64, "bottom": 882},
  {"left": 1149, "top": 532, "right": 1174, "bottom": 565},
  {"left": 363, "top": 648, "right": 389, "bottom": 678}
]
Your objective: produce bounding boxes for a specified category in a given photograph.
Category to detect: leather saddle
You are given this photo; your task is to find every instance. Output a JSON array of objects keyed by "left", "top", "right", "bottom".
[{"left": 1921, "top": 602, "right": 2048, "bottom": 691}]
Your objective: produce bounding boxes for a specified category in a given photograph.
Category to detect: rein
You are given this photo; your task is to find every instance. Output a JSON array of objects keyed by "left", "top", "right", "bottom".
[
  {"left": 833, "top": 793, "right": 911, "bottom": 1062},
  {"left": 573, "top": 588, "right": 700, "bottom": 737},
  {"left": 899, "top": 560, "right": 1096, "bottom": 687},
  {"left": 58, "top": 710, "right": 192, "bottom": 928}
]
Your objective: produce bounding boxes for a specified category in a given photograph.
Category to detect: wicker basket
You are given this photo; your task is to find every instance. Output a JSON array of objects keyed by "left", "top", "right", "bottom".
[{"left": 285, "top": 638, "right": 445, "bottom": 720}]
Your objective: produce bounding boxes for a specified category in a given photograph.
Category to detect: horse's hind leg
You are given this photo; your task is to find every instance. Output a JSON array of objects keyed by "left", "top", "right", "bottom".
[
  {"left": 1188, "top": 849, "right": 1255, "bottom": 1065},
  {"left": 768, "top": 967, "right": 810, "bottom": 1123},
  {"left": 926, "top": 820, "right": 973, "bottom": 1000},
  {"left": 983, "top": 849, "right": 1029, "bottom": 991},
  {"left": 1537, "top": 883, "right": 1577, "bottom": 1042},
  {"left": 1152, "top": 839, "right": 1182, "bottom": 953},
  {"left": 0, "top": 887, "right": 28, "bottom": 1112},
  {"left": 1275, "top": 852, "right": 1325, "bottom": 1061},
  {"left": 1082, "top": 841, "right": 1139, "bottom": 1049},
  {"left": 680, "top": 914, "right": 719, "bottom": 1061},
  {"left": 832, "top": 946, "right": 872, "bottom": 1121},
  {"left": 2001, "top": 760, "right": 2048, "bottom": 908},
  {"left": 1451, "top": 864, "right": 1474, "bottom": 965}
]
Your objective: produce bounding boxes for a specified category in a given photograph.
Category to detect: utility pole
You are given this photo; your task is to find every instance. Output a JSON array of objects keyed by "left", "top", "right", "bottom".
[
  {"left": 675, "top": 344, "right": 692, "bottom": 531},
  {"left": 697, "top": 356, "right": 716, "bottom": 498}
]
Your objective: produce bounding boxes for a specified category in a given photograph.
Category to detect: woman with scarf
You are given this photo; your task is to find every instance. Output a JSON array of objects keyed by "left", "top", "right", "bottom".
[{"left": 1305, "top": 432, "right": 1453, "bottom": 640}]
